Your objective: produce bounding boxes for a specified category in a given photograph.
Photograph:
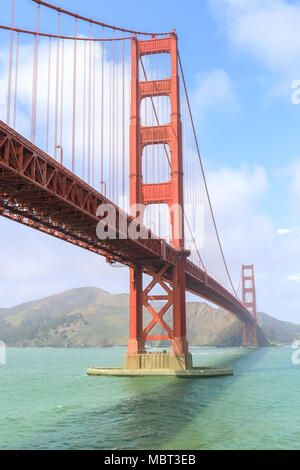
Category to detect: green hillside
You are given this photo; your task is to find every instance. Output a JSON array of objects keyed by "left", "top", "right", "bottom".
[{"left": 0, "top": 287, "right": 293, "bottom": 347}]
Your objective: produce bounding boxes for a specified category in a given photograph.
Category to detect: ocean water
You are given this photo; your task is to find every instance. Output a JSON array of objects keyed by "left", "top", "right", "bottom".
[{"left": 0, "top": 346, "right": 299, "bottom": 450}]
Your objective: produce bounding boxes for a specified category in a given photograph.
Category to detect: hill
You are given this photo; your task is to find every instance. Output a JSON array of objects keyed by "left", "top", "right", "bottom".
[
  {"left": 0, "top": 287, "right": 294, "bottom": 347},
  {"left": 257, "top": 311, "right": 300, "bottom": 345}
]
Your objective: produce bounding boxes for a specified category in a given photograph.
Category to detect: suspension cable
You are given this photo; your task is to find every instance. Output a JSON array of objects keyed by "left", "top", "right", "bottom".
[
  {"left": 0, "top": 24, "right": 133, "bottom": 41},
  {"left": 32, "top": 0, "right": 172, "bottom": 36},
  {"left": 7, "top": 0, "right": 15, "bottom": 126},
  {"left": 178, "top": 50, "right": 238, "bottom": 298}
]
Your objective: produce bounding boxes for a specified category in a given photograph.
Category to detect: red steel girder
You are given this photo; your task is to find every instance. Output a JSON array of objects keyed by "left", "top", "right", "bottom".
[{"left": 0, "top": 119, "right": 255, "bottom": 326}]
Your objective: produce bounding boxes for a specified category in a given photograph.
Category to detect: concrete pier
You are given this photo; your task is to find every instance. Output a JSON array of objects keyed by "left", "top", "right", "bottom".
[
  {"left": 86, "top": 366, "right": 233, "bottom": 377},
  {"left": 124, "top": 353, "right": 193, "bottom": 371},
  {"left": 87, "top": 352, "right": 233, "bottom": 378}
]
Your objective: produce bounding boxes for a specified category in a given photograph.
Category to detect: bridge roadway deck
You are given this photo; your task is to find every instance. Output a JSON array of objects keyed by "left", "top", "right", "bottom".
[{"left": 0, "top": 120, "right": 254, "bottom": 325}]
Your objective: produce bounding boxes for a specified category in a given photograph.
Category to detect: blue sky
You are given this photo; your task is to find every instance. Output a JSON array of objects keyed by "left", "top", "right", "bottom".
[{"left": 1, "top": 0, "right": 300, "bottom": 322}]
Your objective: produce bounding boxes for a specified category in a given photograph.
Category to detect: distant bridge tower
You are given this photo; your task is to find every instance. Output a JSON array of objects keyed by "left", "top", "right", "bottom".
[
  {"left": 126, "top": 32, "right": 192, "bottom": 370},
  {"left": 241, "top": 265, "right": 258, "bottom": 346}
]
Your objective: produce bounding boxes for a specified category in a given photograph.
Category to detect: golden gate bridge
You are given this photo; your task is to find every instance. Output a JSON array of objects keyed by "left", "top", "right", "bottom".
[{"left": 0, "top": 0, "right": 259, "bottom": 374}]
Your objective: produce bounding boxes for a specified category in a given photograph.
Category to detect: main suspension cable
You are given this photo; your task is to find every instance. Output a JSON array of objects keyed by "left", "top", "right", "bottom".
[
  {"left": 0, "top": 24, "right": 133, "bottom": 41},
  {"left": 178, "top": 50, "right": 238, "bottom": 298},
  {"left": 32, "top": 0, "right": 172, "bottom": 37}
]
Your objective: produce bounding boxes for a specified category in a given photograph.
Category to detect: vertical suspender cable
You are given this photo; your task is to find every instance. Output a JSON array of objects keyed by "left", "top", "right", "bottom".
[
  {"left": 7, "top": 0, "right": 15, "bottom": 125},
  {"left": 156, "top": 55, "right": 159, "bottom": 184},
  {"left": 92, "top": 40, "right": 96, "bottom": 188},
  {"left": 88, "top": 22, "right": 92, "bottom": 184},
  {"left": 88, "top": 24, "right": 92, "bottom": 183},
  {"left": 101, "top": 27, "right": 104, "bottom": 192},
  {"left": 151, "top": 53, "right": 154, "bottom": 186},
  {"left": 13, "top": 32, "right": 19, "bottom": 129},
  {"left": 122, "top": 32, "right": 125, "bottom": 205},
  {"left": 72, "top": 18, "right": 77, "bottom": 173},
  {"left": 116, "top": 39, "right": 119, "bottom": 204},
  {"left": 109, "top": 41, "right": 112, "bottom": 199},
  {"left": 161, "top": 53, "right": 164, "bottom": 180},
  {"left": 46, "top": 37, "right": 51, "bottom": 154},
  {"left": 83, "top": 40, "right": 86, "bottom": 180},
  {"left": 60, "top": 39, "right": 64, "bottom": 153},
  {"left": 54, "top": 12, "right": 60, "bottom": 159},
  {"left": 144, "top": 56, "right": 148, "bottom": 183},
  {"left": 112, "top": 31, "right": 115, "bottom": 202},
  {"left": 31, "top": 4, "right": 40, "bottom": 143}
]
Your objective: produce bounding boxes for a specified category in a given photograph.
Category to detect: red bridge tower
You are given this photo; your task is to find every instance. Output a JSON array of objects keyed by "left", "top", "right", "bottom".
[
  {"left": 241, "top": 265, "right": 258, "bottom": 347},
  {"left": 126, "top": 33, "right": 192, "bottom": 370}
]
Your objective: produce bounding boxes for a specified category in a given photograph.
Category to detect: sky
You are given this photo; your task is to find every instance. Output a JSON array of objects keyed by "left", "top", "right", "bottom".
[{"left": 0, "top": 0, "right": 300, "bottom": 323}]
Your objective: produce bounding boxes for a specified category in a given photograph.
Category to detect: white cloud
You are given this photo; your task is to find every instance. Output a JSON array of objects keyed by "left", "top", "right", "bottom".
[
  {"left": 289, "top": 160, "right": 300, "bottom": 200},
  {"left": 191, "top": 69, "right": 238, "bottom": 121},
  {"left": 205, "top": 162, "right": 300, "bottom": 322},
  {"left": 280, "top": 158, "right": 300, "bottom": 209},
  {"left": 209, "top": 0, "right": 300, "bottom": 98},
  {"left": 207, "top": 164, "right": 268, "bottom": 220},
  {"left": 287, "top": 273, "right": 300, "bottom": 282},
  {"left": 0, "top": 217, "right": 129, "bottom": 308},
  {"left": 277, "top": 229, "right": 290, "bottom": 235},
  {"left": 210, "top": 0, "right": 300, "bottom": 69}
]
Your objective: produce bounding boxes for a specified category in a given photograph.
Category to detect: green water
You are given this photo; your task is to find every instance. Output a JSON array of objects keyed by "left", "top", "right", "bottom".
[{"left": 0, "top": 346, "right": 299, "bottom": 450}]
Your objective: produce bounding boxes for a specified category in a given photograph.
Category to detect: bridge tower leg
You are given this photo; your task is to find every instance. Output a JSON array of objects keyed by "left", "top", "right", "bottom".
[
  {"left": 241, "top": 265, "right": 258, "bottom": 347},
  {"left": 125, "top": 33, "right": 192, "bottom": 370}
]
